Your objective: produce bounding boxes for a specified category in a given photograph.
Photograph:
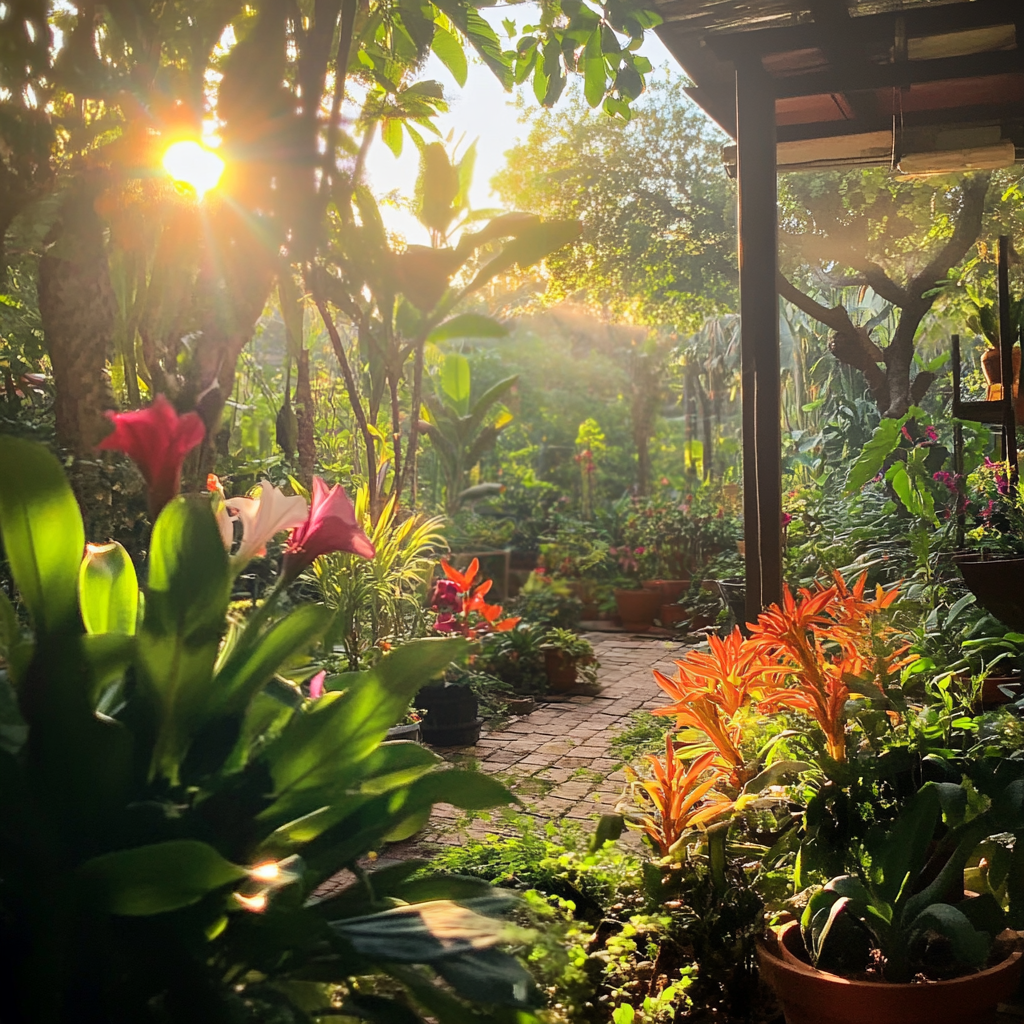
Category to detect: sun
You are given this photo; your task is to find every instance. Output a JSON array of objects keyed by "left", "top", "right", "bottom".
[{"left": 162, "top": 140, "right": 224, "bottom": 198}]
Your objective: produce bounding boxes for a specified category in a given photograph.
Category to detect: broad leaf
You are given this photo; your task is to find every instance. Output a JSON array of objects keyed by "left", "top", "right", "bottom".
[
  {"left": 435, "top": 948, "right": 540, "bottom": 1007},
  {"left": 0, "top": 436, "right": 84, "bottom": 635},
  {"left": 427, "top": 313, "right": 508, "bottom": 344},
  {"left": 138, "top": 497, "right": 231, "bottom": 780},
  {"left": 441, "top": 353, "right": 471, "bottom": 415},
  {"left": 845, "top": 417, "right": 902, "bottom": 493},
  {"left": 431, "top": 25, "right": 467, "bottom": 87},
  {"left": 78, "top": 541, "right": 138, "bottom": 635},
  {"left": 77, "top": 839, "right": 247, "bottom": 916},
  {"left": 261, "top": 637, "right": 466, "bottom": 821}
]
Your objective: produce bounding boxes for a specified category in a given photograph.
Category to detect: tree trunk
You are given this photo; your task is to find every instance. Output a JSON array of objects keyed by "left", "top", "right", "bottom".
[
  {"left": 295, "top": 346, "right": 316, "bottom": 488},
  {"left": 38, "top": 179, "right": 117, "bottom": 454}
]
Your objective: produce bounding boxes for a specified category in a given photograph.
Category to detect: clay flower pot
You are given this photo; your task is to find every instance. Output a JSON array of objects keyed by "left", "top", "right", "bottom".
[
  {"left": 757, "top": 920, "right": 1024, "bottom": 1024},
  {"left": 981, "top": 343, "right": 1021, "bottom": 389},
  {"left": 544, "top": 648, "right": 578, "bottom": 690},
  {"left": 614, "top": 587, "right": 662, "bottom": 631},
  {"left": 642, "top": 579, "right": 690, "bottom": 603},
  {"left": 982, "top": 673, "right": 1023, "bottom": 707},
  {"left": 660, "top": 604, "right": 690, "bottom": 628}
]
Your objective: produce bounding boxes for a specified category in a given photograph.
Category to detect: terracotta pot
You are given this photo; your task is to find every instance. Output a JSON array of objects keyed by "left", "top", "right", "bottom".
[
  {"left": 983, "top": 673, "right": 1023, "bottom": 707},
  {"left": 955, "top": 554, "right": 1024, "bottom": 632},
  {"left": 614, "top": 587, "right": 662, "bottom": 631},
  {"left": 758, "top": 920, "right": 1024, "bottom": 1024},
  {"left": 660, "top": 604, "right": 690, "bottom": 627},
  {"left": 981, "top": 343, "right": 1021, "bottom": 389},
  {"left": 544, "top": 648, "right": 578, "bottom": 690},
  {"left": 642, "top": 579, "right": 690, "bottom": 603},
  {"left": 688, "top": 613, "right": 715, "bottom": 630}
]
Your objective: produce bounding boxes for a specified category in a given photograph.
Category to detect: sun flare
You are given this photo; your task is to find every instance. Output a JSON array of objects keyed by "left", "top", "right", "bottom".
[{"left": 162, "top": 140, "right": 224, "bottom": 198}]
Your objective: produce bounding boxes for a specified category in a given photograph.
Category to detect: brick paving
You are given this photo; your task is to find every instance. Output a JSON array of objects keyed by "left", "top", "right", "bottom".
[{"left": 416, "top": 634, "right": 683, "bottom": 845}]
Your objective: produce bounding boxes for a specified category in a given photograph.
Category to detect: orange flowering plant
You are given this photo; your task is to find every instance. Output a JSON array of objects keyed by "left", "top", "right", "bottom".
[
  {"left": 749, "top": 572, "right": 911, "bottom": 763},
  {"left": 622, "top": 742, "right": 735, "bottom": 857},
  {"left": 430, "top": 557, "right": 520, "bottom": 638}
]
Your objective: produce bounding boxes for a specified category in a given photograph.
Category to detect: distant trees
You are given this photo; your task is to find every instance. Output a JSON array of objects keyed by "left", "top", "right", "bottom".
[{"left": 493, "top": 76, "right": 737, "bottom": 330}]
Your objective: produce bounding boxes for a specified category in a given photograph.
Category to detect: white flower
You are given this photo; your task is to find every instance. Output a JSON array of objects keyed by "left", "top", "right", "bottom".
[{"left": 223, "top": 480, "right": 308, "bottom": 572}]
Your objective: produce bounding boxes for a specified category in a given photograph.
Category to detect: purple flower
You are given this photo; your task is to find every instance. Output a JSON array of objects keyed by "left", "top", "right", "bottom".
[{"left": 434, "top": 612, "right": 458, "bottom": 633}]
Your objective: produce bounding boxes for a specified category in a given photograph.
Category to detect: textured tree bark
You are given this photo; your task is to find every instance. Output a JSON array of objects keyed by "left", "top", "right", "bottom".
[{"left": 38, "top": 179, "right": 117, "bottom": 454}]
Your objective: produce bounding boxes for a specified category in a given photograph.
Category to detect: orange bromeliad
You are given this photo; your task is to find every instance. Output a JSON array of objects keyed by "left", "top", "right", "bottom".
[
  {"left": 629, "top": 742, "right": 734, "bottom": 857},
  {"left": 747, "top": 573, "right": 908, "bottom": 762},
  {"left": 651, "top": 628, "right": 767, "bottom": 786}
]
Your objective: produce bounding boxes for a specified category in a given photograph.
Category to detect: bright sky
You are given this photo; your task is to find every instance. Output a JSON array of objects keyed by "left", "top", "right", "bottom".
[{"left": 364, "top": 7, "right": 680, "bottom": 242}]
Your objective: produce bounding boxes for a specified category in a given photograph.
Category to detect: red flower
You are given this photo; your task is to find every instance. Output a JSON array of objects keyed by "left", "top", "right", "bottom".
[
  {"left": 282, "top": 477, "right": 375, "bottom": 580},
  {"left": 97, "top": 394, "right": 205, "bottom": 518}
]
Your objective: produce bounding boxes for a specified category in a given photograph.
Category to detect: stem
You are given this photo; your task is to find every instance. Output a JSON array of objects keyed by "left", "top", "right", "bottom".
[
  {"left": 322, "top": 0, "right": 358, "bottom": 197},
  {"left": 314, "top": 294, "right": 378, "bottom": 508},
  {"left": 401, "top": 337, "right": 426, "bottom": 507}
]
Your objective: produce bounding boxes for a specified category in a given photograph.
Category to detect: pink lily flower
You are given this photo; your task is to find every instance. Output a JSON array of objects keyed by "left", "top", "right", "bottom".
[
  {"left": 282, "top": 476, "right": 375, "bottom": 580},
  {"left": 97, "top": 394, "right": 205, "bottom": 518}
]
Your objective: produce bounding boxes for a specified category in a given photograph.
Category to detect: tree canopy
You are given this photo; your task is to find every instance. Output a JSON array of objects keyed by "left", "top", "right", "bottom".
[{"left": 492, "top": 76, "right": 736, "bottom": 329}]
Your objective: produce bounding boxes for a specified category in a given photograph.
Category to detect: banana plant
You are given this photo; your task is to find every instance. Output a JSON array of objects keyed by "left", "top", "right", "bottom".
[
  {"left": 801, "top": 779, "right": 1024, "bottom": 982},
  {"left": 310, "top": 141, "right": 580, "bottom": 519},
  {"left": 0, "top": 436, "right": 537, "bottom": 1024},
  {"left": 418, "top": 352, "right": 518, "bottom": 514}
]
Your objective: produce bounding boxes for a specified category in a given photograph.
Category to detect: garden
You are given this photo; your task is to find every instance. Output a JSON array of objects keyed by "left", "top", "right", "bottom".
[{"left": 3, "top": 0, "right": 1024, "bottom": 1023}]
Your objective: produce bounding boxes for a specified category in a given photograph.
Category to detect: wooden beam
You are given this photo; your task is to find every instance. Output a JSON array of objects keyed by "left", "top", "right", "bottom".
[
  {"left": 736, "top": 64, "right": 783, "bottom": 621},
  {"left": 770, "top": 49, "right": 1024, "bottom": 99},
  {"left": 708, "top": 0, "right": 1021, "bottom": 61}
]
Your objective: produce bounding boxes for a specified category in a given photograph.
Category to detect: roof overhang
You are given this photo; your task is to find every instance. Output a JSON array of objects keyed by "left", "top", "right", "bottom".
[{"left": 655, "top": 0, "right": 1024, "bottom": 171}]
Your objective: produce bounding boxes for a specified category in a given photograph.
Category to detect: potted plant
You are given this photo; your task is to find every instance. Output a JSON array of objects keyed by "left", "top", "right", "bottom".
[
  {"left": 476, "top": 622, "right": 548, "bottom": 696},
  {"left": 415, "top": 679, "right": 484, "bottom": 746},
  {"left": 758, "top": 780, "right": 1024, "bottom": 1024},
  {"left": 542, "top": 628, "right": 597, "bottom": 692},
  {"left": 386, "top": 708, "right": 422, "bottom": 741}
]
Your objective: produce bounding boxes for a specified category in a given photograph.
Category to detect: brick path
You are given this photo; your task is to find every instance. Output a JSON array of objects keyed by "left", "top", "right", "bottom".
[{"left": 423, "top": 634, "right": 684, "bottom": 842}]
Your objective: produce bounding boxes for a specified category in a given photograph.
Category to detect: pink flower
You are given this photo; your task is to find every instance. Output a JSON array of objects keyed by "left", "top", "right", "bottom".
[
  {"left": 635, "top": 546, "right": 645, "bottom": 555},
  {"left": 781, "top": 512, "right": 792, "bottom": 527},
  {"left": 308, "top": 670, "right": 326, "bottom": 700},
  {"left": 97, "top": 394, "right": 205, "bottom": 518},
  {"left": 434, "top": 612, "right": 458, "bottom": 633},
  {"left": 925, "top": 425, "right": 938, "bottom": 441},
  {"left": 282, "top": 477, "right": 375, "bottom": 580}
]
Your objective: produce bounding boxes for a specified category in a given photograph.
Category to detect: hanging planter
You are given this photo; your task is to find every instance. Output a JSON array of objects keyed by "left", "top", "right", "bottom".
[
  {"left": 954, "top": 554, "right": 1024, "bottom": 632},
  {"left": 757, "top": 921, "right": 1024, "bottom": 1024}
]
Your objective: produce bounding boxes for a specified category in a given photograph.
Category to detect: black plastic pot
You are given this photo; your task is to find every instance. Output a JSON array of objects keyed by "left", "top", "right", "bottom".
[
  {"left": 415, "top": 684, "right": 483, "bottom": 747},
  {"left": 716, "top": 578, "right": 746, "bottom": 626}
]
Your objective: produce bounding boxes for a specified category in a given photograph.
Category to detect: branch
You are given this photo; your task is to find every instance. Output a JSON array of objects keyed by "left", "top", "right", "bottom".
[
  {"left": 782, "top": 232, "right": 908, "bottom": 306},
  {"left": 910, "top": 370, "right": 936, "bottom": 406},
  {"left": 908, "top": 173, "right": 991, "bottom": 304},
  {"left": 312, "top": 293, "right": 378, "bottom": 503},
  {"left": 777, "top": 273, "right": 854, "bottom": 334},
  {"left": 779, "top": 273, "right": 890, "bottom": 407}
]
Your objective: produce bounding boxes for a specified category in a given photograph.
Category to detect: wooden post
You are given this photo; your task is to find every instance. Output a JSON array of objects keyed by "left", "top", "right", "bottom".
[
  {"left": 736, "top": 65, "right": 783, "bottom": 622},
  {"left": 998, "top": 236, "right": 1018, "bottom": 484}
]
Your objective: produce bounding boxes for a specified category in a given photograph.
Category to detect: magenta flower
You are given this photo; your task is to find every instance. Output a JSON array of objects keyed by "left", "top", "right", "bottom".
[
  {"left": 308, "top": 670, "right": 326, "bottom": 700},
  {"left": 97, "top": 394, "right": 205, "bottom": 518},
  {"left": 781, "top": 512, "right": 792, "bottom": 527},
  {"left": 282, "top": 476, "right": 375, "bottom": 580},
  {"left": 434, "top": 612, "right": 458, "bottom": 633},
  {"left": 925, "top": 425, "right": 938, "bottom": 442},
  {"left": 430, "top": 578, "right": 462, "bottom": 612}
]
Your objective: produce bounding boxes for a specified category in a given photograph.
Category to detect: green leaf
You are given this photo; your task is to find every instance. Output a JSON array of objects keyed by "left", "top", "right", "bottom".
[
  {"left": 427, "top": 313, "right": 509, "bottom": 344},
  {"left": 908, "top": 904, "right": 991, "bottom": 968},
  {"left": 431, "top": 25, "right": 467, "bottom": 87},
  {"left": 261, "top": 638, "right": 466, "bottom": 821},
  {"left": 435, "top": 948, "right": 540, "bottom": 1007},
  {"left": 381, "top": 118, "right": 404, "bottom": 157},
  {"left": 332, "top": 900, "right": 513, "bottom": 960},
  {"left": 845, "top": 417, "right": 902, "bottom": 493},
  {"left": 0, "top": 436, "right": 84, "bottom": 635},
  {"left": 138, "top": 497, "right": 231, "bottom": 781},
  {"left": 78, "top": 541, "right": 138, "bottom": 635},
  {"left": 583, "top": 28, "right": 604, "bottom": 108},
  {"left": 441, "top": 353, "right": 472, "bottom": 415},
  {"left": 77, "top": 839, "right": 247, "bottom": 916},
  {"left": 590, "top": 813, "right": 625, "bottom": 852},
  {"left": 212, "top": 603, "right": 331, "bottom": 719},
  {"left": 469, "top": 220, "right": 581, "bottom": 291}
]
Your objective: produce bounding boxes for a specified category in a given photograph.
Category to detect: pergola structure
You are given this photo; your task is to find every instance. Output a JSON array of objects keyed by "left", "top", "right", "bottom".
[{"left": 653, "top": 0, "right": 1024, "bottom": 620}]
